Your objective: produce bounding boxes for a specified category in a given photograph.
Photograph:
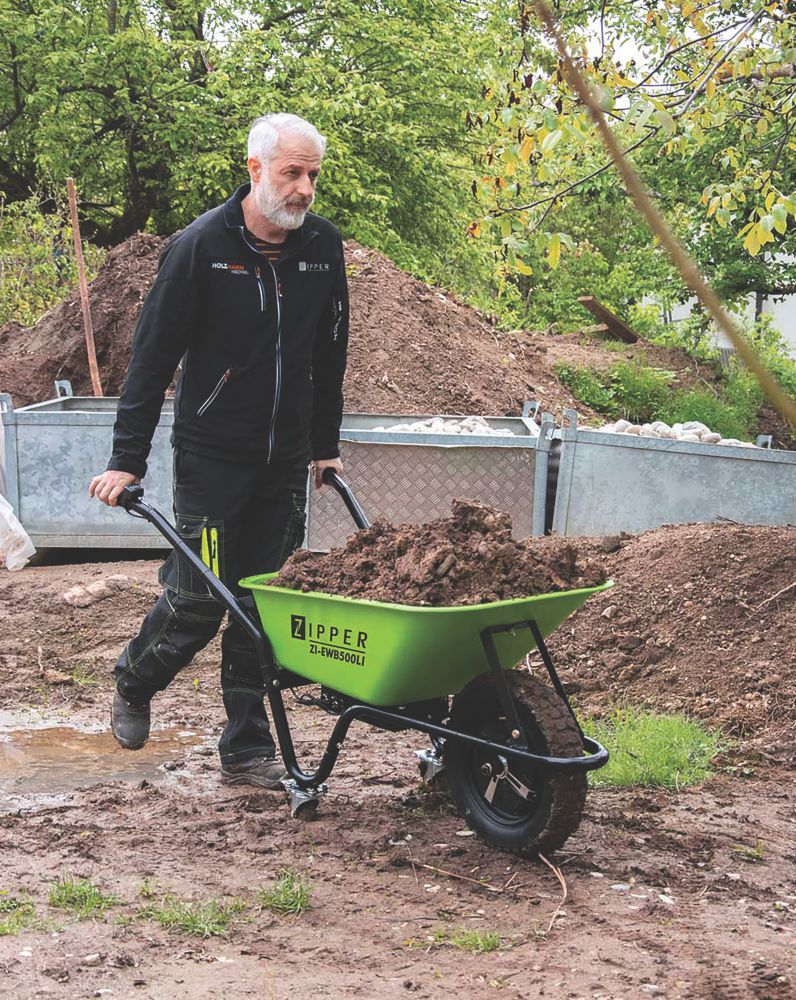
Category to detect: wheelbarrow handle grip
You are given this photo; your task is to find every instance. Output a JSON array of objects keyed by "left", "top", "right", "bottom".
[
  {"left": 118, "top": 484, "right": 145, "bottom": 511},
  {"left": 320, "top": 469, "right": 371, "bottom": 530}
]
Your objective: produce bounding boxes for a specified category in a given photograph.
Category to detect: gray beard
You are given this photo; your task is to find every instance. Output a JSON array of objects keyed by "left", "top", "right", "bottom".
[{"left": 252, "top": 174, "right": 312, "bottom": 230}]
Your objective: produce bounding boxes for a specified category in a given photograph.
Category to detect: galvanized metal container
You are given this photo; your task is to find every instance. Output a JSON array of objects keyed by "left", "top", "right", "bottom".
[
  {"left": 307, "top": 411, "right": 553, "bottom": 550},
  {"left": 550, "top": 409, "right": 796, "bottom": 536},
  {"left": 1, "top": 389, "right": 552, "bottom": 549},
  {"left": 0, "top": 388, "right": 175, "bottom": 548}
]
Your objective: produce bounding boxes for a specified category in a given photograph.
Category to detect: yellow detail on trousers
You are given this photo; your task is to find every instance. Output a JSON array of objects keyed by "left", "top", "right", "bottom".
[{"left": 200, "top": 526, "right": 220, "bottom": 576}]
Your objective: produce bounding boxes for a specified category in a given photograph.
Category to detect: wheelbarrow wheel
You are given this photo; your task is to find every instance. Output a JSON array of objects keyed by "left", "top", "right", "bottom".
[{"left": 444, "top": 671, "right": 586, "bottom": 856}]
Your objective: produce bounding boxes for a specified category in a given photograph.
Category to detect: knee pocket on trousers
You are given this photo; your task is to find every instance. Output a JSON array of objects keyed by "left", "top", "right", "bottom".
[
  {"left": 159, "top": 512, "right": 225, "bottom": 601},
  {"left": 221, "top": 620, "right": 261, "bottom": 685}
]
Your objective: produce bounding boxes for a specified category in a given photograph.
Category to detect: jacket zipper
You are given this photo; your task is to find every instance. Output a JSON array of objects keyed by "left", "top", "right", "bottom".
[
  {"left": 331, "top": 297, "right": 343, "bottom": 342},
  {"left": 239, "top": 225, "right": 316, "bottom": 463},
  {"left": 197, "top": 368, "right": 232, "bottom": 416},
  {"left": 265, "top": 260, "right": 282, "bottom": 464},
  {"left": 256, "top": 267, "right": 265, "bottom": 313}
]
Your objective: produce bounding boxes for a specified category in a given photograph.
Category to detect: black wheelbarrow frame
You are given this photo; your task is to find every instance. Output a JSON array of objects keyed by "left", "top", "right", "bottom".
[{"left": 118, "top": 478, "right": 608, "bottom": 818}]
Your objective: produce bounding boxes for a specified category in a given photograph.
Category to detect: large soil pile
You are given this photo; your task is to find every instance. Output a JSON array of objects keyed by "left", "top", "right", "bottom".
[
  {"left": 0, "top": 232, "right": 721, "bottom": 426},
  {"left": 552, "top": 522, "right": 796, "bottom": 752},
  {"left": 0, "top": 234, "right": 162, "bottom": 406},
  {"left": 277, "top": 499, "right": 607, "bottom": 604}
]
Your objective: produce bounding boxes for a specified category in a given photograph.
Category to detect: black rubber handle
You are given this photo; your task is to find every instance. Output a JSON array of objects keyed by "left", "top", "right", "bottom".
[
  {"left": 321, "top": 469, "right": 370, "bottom": 530},
  {"left": 118, "top": 483, "right": 145, "bottom": 510}
]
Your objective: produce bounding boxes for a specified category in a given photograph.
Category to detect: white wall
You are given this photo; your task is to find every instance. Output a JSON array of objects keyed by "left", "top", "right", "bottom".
[{"left": 661, "top": 293, "right": 796, "bottom": 358}]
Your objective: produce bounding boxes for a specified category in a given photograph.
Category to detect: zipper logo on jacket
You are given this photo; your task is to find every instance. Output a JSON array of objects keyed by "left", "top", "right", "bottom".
[
  {"left": 298, "top": 261, "right": 329, "bottom": 272},
  {"left": 211, "top": 261, "right": 252, "bottom": 275}
]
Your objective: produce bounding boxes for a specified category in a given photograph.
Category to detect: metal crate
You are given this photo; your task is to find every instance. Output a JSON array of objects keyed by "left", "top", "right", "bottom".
[
  {"left": 1, "top": 389, "right": 552, "bottom": 549},
  {"left": 307, "top": 412, "right": 553, "bottom": 550},
  {"left": 550, "top": 409, "right": 796, "bottom": 536},
  {"left": 1, "top": 387, "right": 175, "bottom": 548}
]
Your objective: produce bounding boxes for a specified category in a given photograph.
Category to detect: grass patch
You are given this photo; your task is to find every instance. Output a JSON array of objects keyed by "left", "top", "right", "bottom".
[
  {"left": 555, "top": 357, "right": 761, "bottom": 439},
  {"left": 609, "top": 361, "right": 676, "bottom": 422},
  {"left": 554, "top": 363, "right": 616, "bottom": 413},
  {"left": 256, "top": 869, "right": 312, "bottom": 916},
  {"left": 136, "top": 877, "right": 162, "bottom": 900},
  {"left": 659, "top": 389, "right": 751, "bottom": 441},
  {"left": 583, "top": 707, "right": 720, "bottom": 789},
  {"left": 732, "top": 840, "right": 765, "bottom": 864},
  {"left": 138, "top": 895, "right": 246, "bottom": 937},
  {"left": 555, "top": 360, "right": 676, "bottom": 423},
  {"left": 412, "top": 927, "right": 502, "bottom": 953},
  {"left": 48, "top": 876, "right": 120, "bottom": 919},
  {"left": 70, "top": 663, "right": 100, "bottom": 687},
  {"left": 447, "top": 928, "right": 502, "bottom": 953},
  {"left": 0, "top": 893, "right": 38, "bottom": 936}
]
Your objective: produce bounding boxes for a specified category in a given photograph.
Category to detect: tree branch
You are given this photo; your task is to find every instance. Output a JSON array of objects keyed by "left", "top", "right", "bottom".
[{"left": 496, "top": 129, "right": 658, "bottom": 215}]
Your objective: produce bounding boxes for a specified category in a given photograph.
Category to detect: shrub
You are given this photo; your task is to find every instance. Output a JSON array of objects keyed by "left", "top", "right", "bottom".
[
  {"left": 609, "top": 361, "right": 676, "bottom": 423},
  {"left": 0, "top": 194, "right": 105, "bottom": 327}
]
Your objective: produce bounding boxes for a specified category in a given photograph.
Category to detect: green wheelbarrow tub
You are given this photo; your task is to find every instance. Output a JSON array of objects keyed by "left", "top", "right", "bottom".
[{"left": 240, "top": 574, "right": 614, "bottom": 706}]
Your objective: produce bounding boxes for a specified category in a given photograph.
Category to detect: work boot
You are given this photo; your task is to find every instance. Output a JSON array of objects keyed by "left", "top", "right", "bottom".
[
  {"left": 110, "top": 690, "right": 151, "bottom": 750},
  {"left": 221, "top": 756, "right": 287, "bottom": 789}
]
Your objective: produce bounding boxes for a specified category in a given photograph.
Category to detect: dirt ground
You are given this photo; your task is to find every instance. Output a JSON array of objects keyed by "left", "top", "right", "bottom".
[{"left": 1, "top": 521, "right": 794, "bottom": 1000}]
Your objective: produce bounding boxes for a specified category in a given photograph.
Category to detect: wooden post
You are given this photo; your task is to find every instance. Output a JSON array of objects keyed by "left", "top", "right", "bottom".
[{"left": 66, "top": 177, "right": 103, "bottom": 397}]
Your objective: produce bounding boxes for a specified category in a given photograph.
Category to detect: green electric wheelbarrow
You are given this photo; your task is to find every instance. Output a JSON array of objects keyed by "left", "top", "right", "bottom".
[{"left": 118, "top": 474, "right": 610, "bottom": 856}]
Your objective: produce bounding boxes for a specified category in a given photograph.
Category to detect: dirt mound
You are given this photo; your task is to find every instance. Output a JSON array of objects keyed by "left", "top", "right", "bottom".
[
  {"left": 552, "top": 522, "right": 796, "bottom": 753},
  {"left": 277, "top": 499, "right": 607, "bottom": 605},
  {"left": 341, "top": 242, "right": 595, "bottom": 418},
  {"left": 1, "top": 229, "right": 715, "bottom": 421},
  {"left": 0, "top": 233, "right": 163, "bottom": 405}
]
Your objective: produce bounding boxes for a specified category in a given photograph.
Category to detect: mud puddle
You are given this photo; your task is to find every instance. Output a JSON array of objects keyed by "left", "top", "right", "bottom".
[{"left": 0, "top": 716, "right": 211, "bottom": 811}]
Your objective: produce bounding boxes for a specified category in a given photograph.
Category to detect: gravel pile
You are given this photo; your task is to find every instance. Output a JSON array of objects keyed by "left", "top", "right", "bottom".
[
  {"left": 596, "top": 418, "right": 759, "bottom": 448},
  {"left": 370, "top": 415, "right": 520, "bottom": 437}
]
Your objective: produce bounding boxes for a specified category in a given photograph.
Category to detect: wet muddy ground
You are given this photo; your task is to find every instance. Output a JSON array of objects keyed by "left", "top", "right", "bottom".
[{"left": 0, "top": 556, "right": 794, "bottom": 999}]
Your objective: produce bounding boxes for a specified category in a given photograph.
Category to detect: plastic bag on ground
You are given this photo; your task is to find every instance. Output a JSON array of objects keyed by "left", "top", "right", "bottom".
[{"left": 0, "top": 494, "right": 36, "bottom": 571}]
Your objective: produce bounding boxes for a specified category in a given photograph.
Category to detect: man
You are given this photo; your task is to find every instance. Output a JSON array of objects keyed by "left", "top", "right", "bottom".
[{"left": 89, "top": 113, "right": 348, "bottom": 789}]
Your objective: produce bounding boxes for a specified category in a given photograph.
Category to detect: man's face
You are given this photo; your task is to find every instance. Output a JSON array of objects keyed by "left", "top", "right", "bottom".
[{"left": 249, "top": 134, "right": 322, "bottom": 230}]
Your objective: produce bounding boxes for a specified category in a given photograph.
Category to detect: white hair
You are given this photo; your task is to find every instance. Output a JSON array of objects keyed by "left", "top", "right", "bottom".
[{"left": 247, "top": 113, "right": 326, "bottom": 164}]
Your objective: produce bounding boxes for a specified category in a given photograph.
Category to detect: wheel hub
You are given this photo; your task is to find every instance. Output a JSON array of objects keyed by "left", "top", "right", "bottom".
[{"left": 480, "top": 754, "right": 534, "bottom": 805}]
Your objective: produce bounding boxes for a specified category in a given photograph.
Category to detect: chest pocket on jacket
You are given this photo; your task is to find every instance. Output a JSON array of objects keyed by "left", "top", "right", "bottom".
[{"left": 205, "top": 261, "right": 266, "bottom": 335}]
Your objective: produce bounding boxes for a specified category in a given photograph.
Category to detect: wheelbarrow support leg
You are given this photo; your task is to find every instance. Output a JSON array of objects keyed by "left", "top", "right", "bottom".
[
  {"left": 282, "top": 779, "right": 327, "bottom": 819},
  {"left": 416, "top": 747, "right": 445, "bottom": 784},
  {"left": 527, "top": 619, "right": 585, "bottom": 740}
]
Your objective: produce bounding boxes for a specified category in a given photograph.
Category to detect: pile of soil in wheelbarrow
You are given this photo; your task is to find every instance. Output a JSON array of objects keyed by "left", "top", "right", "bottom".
[{"left": 276, "top": 500, "right": 607, "bottom": 605}]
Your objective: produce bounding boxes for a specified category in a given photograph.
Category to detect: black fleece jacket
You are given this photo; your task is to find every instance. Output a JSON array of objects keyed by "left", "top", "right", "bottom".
[{"left": 107, "top": 184, "right": 349, "bottom": 478}]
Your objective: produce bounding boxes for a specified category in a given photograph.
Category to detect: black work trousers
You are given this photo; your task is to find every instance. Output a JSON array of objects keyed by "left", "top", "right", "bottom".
[{"left": 114, "top": 446, "right": 308, "bottom": 765}]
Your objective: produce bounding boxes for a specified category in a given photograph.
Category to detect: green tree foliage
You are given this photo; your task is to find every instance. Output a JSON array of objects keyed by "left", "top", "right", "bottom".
[
  {"left": 469, "top": 0, "right": 796, "bottom": 311},
  {"left": 0, "top": 0, "right": 497, "bottom": 287},
  {"left": 0, "top": 193, "right": 105, "bottom": 325}
]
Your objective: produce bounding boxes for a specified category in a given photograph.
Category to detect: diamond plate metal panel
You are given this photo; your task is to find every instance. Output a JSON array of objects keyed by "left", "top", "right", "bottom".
[{"left": 308, "top": 442, "right": 537, "bottom": 550}]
